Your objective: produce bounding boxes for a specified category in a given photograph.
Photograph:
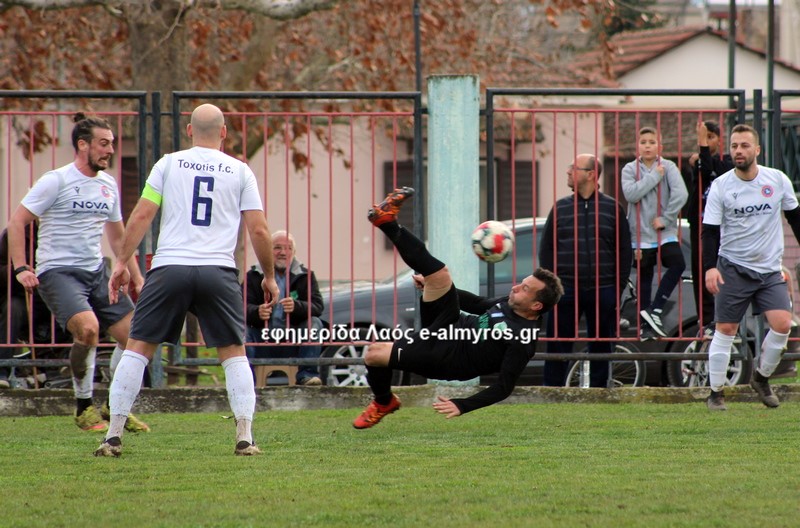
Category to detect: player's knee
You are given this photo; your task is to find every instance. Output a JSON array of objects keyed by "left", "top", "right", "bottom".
[
  {"left": 425, "top": 266, "right": 452, "bottom": 290},
  {"left": 73, "top": 323, "right": 100, "bottom": 346},
  {"left": 714, "top": 322, "right": 738, "bottom": 337},
  {"left": 364, "top": 342, "right": 391, "bottom": 367},
  {"left": 771, "top": 320, "right": 792, "bottom": 335}
]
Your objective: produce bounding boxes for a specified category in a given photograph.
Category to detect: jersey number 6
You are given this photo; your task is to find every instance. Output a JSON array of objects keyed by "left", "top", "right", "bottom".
[{"left": 191, "top": 176, "right": 214, "bottom": 227}]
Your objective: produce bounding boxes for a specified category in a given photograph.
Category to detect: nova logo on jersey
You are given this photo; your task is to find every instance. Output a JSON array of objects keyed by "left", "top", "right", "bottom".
[
  {"left": 733, "top": 203, "right": 773, "bottom": 215},
  {"left": 72, "top": 200, "right": 110, "bottom": 211}
]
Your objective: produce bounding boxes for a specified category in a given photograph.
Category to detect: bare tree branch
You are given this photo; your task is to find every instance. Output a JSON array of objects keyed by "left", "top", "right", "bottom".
[
  {"left": 0, "top": 0, "right": 338, "bottom": 18},
  {"left": 203, "top": 0, "right": 338, "bottom": 19}
]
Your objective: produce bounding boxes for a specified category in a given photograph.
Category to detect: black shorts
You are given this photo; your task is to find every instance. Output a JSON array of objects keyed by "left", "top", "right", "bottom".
[
  {"left": 388, "top": 284, "right": 461, "bottom": 378},
  {"left": 130, "top": 265, "right": 245, "bottom": 347},
  {"left": 37, "top": 265, "right": 134, "bottom": 331}
]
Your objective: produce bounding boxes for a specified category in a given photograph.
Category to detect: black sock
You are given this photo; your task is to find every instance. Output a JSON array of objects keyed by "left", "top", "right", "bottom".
[
  {"left": 379, "top": 223, "right": 444, "bottom": 277},
  {"left": 367, "top": 366, "right": 394, "bottom": 405},
  {"left": 76, "top": 398, "right": 93, "bottom": 416}
]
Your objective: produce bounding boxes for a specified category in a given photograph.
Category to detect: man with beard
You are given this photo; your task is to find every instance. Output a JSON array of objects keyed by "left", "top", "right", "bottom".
[
  {"left": 351, "top": 187, "right": 563, "bottom": 429},
  {"left": 7, "top": 113, "right": 148, "bottom": 432},
  {"left": 702, "top": 124, "right": 800, "bottom": 411}
]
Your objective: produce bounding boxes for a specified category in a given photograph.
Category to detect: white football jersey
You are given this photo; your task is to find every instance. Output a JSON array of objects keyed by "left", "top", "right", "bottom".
[
  {"left": 21, "top": 163, "right": 122, "bottom": 274},
  {"left": 146, "top": 147, "right": 263, "bottom": 269},
  {"left": 704, "top": 165, "right": 798, "bottom": 273}
]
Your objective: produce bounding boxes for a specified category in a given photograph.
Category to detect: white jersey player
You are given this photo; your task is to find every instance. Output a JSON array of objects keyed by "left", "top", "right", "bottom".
[
  {"left": 95, "top": 104, "right": 279, "bottom": 458},
  {"left": 7, "top": 113, "right": 147, "bottom": 432},
  {"left": 701, "top": 123, "right": 800, "bottom": 411}
]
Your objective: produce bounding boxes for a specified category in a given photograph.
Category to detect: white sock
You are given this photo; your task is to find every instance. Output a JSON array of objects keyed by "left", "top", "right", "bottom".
[
  {"left": 107, "top": 350, "right": 148, "bottom": 439},
  {"left": 236, "top": 419, "right": 254, "bottom": 445},
  {"left": 72, "top": 347, "right": 96, "bottom": 399},
  {"left": 758, "top": 329, "right": 789, "bottom": 377},
  {"left": 109, "top": 345, "right": 124, "bottom": 378},
  {"left": 708, "top": 332, "right": 735, "bottom": 392},
  {"left": 222, "top": 356, "right": 256, "bottom": 442}
]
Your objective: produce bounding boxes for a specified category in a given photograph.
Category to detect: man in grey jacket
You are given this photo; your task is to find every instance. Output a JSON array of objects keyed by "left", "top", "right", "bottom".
[{"left": 622, "top": 127, "right": 688, "bottom": 338}]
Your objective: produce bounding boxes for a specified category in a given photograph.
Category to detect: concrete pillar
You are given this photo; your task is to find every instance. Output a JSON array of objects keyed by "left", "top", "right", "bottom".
[
  {"left": 426, "top": 75, "right": 481, "bottom": 387},
  {"left": 426, "top": 75, "right": 480, "bottom": 293}
]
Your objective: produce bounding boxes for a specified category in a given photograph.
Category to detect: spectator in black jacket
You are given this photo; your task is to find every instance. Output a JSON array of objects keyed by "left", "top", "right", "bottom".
[
  {"left": 539, "top": 154, "right": 632, "bottom": 387},
  {"left": 0, "top": 224, "right": 69, "bottom": 387},
  {"left": 245, "top": 230, "right": 324, "bottom": 385},
  {"left": 687, "top": 120, "right": 734, "bottom": 331}
]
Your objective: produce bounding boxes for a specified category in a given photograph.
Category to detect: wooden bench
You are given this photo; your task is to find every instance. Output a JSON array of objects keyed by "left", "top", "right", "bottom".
[{"left": 254, "top": 365, "right": 299, "bottom": 387}]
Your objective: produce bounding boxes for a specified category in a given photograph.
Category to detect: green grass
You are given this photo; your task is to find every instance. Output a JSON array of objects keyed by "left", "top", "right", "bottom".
[{"left": 2, "top": 402, "right": 799, "bottom": 527}]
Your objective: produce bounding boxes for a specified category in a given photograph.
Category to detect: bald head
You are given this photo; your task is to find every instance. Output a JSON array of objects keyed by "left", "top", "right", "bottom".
[{"left": 188, "top": 104, "right": 226, "bottom": 148}]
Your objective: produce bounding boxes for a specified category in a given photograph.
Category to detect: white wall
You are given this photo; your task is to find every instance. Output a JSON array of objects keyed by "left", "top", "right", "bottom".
[{"left": 621, "top": 35, "right": 800, "bottom": 109}]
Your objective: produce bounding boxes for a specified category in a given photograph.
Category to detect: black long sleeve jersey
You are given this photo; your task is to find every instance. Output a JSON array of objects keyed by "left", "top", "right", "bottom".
[{"left": 423, "top": 289, "right": 542, "bottom": 415}]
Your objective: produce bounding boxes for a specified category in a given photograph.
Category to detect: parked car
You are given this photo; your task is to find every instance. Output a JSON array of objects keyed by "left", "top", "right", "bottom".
[{"left": 319, "top": 217, "right": 799, "bottom": 387}]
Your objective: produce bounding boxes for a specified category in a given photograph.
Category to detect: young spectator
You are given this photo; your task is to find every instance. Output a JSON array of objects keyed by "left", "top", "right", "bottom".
[
  {"left": 621, "top": 127, "right": 688, "bottom": 338},
  {"left": 687, "top": 120, "right": 734, "bottom": 331}
]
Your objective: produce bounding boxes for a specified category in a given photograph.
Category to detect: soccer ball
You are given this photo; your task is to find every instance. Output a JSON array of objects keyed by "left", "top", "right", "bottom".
[{"left": 471, "top": 221, "right": 514, "bottom": 263}]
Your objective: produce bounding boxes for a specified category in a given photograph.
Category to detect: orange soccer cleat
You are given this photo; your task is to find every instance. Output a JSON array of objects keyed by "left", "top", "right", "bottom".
[
  {"left": 367, "top": 187, "right": 415, "bottom": 227},
  {"left": 352, "top": 394, "right": 402, "bottom": 429}
]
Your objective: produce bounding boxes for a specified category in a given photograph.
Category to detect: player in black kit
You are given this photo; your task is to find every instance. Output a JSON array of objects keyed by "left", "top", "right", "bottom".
[{"left": 353, "top": 187, "right": 563, "bottom": 429}]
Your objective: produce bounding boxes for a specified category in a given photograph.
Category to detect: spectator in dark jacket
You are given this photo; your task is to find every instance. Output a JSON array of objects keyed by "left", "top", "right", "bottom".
[
  {"left": 245, "top": 231, "right": 324, "bottom": 385},
  {"left": 687, "top": 120, "right": 734, "bottom": 330},
  {"left": 0, "top": 224, "right": 69, "bottom": 387},
  {"left": 539, "top": 154, "right": 632, "bottom": 387}
]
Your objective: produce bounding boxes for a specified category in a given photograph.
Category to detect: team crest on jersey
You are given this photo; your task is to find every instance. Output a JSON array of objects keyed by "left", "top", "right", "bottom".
[
  {"left": 100, "top": 185, "right": 111, "bottom": 198},
  {"left": 761, "top": 185, "right": 774, "bottom": 198}
]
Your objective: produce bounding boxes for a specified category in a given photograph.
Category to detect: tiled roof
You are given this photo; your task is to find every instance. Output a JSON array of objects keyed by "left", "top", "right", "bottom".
[
  {"left": 573, "top": 25, "right": 800, "bottom": 82},
  {"left": 573, "top": 25, "right": 709, "bottom": 80}
]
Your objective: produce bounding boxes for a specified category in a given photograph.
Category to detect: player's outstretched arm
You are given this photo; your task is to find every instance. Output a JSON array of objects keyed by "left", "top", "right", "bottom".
[{"left": 432, "top": 396, "right": 462, "bottom": 419}]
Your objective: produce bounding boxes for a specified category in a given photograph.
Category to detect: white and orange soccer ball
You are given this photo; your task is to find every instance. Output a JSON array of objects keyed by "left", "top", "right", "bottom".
[{"left": 470, "top": 220, "right": 514, "bottom": 263}]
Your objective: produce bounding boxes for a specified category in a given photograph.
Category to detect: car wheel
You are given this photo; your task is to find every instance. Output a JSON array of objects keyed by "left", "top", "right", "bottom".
[
  {"left": 666, "top": 323, "right": 753, "bottom": 387},
  {"left": 565, "top": 342, "right": 646, "bottom": 388},
  {"left": 319, "top": 327, "right": 403, "bottom": 387}
]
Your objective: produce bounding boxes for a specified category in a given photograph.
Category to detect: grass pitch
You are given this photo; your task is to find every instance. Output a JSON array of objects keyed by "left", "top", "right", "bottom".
[{"left": 1, "top": 402, "right": 798, "bottom": 527}]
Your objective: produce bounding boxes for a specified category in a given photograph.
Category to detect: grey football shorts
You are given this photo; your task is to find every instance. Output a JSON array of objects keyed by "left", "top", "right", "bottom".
[
  {"left": 130, "top": 265, "right": 245, "bottom": 347},
  {"left": 714, "top": 257, "right": 790, "bottom": 323},
  {"left": 37, "top": 265, "right": 134, "bottom": 331}
]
